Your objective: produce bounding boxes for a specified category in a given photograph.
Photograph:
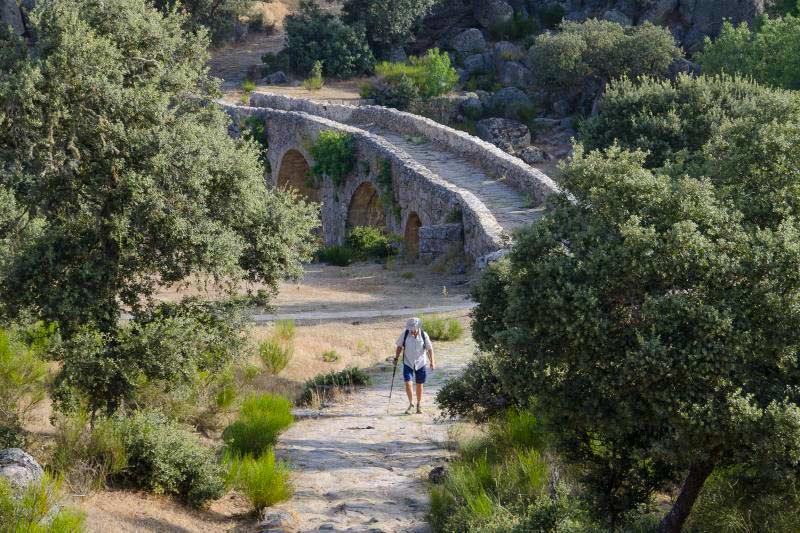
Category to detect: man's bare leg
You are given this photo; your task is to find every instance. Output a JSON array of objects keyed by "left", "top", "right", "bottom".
[
  {"left": 415, "top": 383, "right": 423, "bottom": 413},
  {"left": 404, "top": 381, "right": 414, "bottom": 413}
]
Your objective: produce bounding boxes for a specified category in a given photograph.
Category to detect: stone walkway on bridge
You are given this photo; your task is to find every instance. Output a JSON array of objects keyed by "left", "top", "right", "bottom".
[{"left": 351, "top": 123, "right": 547, "bottom": 235}]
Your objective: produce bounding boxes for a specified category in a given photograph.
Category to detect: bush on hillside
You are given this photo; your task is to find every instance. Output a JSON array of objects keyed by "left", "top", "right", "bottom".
[
  {"left": 697, "top": 15, "right": 800, "bottom": 90},
  {"left": 153, "top": 0, "right": 256, "bottom": 44},
  {"left": 374, "top": 49, "right": 458, "bottom": 99},
  {"left": 342, "top": 0, "right": 439, "bottom": 56},
  {"left": 115, "top": 410, "right": 225, "bottom": 508},
  {"left": 277, "top": 0, "right": 374, "bottom": 78},
  {"left": 580, "top": 73, "right": 800, "bottom": 168},
  {"left": 222, "top": 393, "right": 293, "bottom": 457},
  {"left": 317, "top": 244, "right": 355, "bottom": 266},
  {"left": 0, "top": 474, "right": 86, "bottom": 532},
  {"left": 360, "top": 74, "right": 420, "bottom": 111},
  {"left": 528, "top": 19, "right": 680, "bottom": 114}
]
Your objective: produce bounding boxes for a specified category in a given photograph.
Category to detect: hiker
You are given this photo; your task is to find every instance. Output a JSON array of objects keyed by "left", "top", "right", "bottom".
[{"left": 394, "top": 317, "right": 435, "bottom": 414}]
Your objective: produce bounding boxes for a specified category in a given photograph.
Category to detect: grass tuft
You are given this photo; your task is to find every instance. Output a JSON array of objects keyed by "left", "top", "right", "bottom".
[
  {"left": 422, "top": 315, "right": 464, "bottom": 341},
  {"left": 223, "top": 394, "right": 293, "bottom": 457},
  {"left": 259, "top": 338, "right": 292, "bottom": 375},
  {"left": 226, "top": 450, "right": 292, "bottom": 512}
]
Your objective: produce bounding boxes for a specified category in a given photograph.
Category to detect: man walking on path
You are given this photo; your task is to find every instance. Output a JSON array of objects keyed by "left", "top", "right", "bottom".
[{"left": 395, "top": 317, "right": 435, "bottom": 414}]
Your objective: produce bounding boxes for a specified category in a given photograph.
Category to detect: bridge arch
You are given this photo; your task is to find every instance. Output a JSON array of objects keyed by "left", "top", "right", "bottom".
[
  {"left": 346, "top": 182, "right": 385, "bottom": 230},
  {"left": 277, "top": 149, "right": 319, "bottom": 203},
  {"left": 404, "top": 212, "right": 422, "bottom": 260}
]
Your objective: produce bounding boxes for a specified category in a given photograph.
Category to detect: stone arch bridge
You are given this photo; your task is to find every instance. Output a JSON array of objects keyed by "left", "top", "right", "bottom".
[{"left": 220, "top": 93, "right": 561, "bottom": 264}]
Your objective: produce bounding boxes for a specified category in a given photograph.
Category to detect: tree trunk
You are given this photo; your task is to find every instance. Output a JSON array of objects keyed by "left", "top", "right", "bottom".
[{"left": 657, "top": 459, "right": 716, "bottom": 533}]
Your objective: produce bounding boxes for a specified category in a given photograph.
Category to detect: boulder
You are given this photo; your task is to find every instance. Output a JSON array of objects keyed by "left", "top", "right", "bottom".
[
  {"left": 497, "top": 61, "right": 532, "bottom": 89},
  {"left": 262, "top": 71, "right": 289, "bottom": 85},
  {"left": 475, "top": 0, "right": 514, "bottom": 30},
  {"left": 518, "top": 145, "right": 547, "bottom": 165},
  {"left": 640, "top": 0, "right": 679, "bottom": 25},
  {"left": 476, "top": 118, "right": 531, "bottom": 153},
  {"left": 486, "top": 87, "right": 533, "bottom": 119},
  {"left": 476, "top": 249, "right": 509, "bottom": 270},
  {"left": 666, "top": 57, "right": 700, "bottom": 80},
  {"left": 451, "top": 28, "right": 487, "bottom": 55},
  {"left": 680, "top": 0, "right": 766, "bottom": 51},
  {"left": 603, "top": 9, "right": 632, "bottom": 26},
  {"left": 388, "top": 45, "right": 408, "bottom": 63},
  {"left": 459, "top": 93, "right": 484, "bottom": 119},
  {"left": 0, "top": 448, "right": 43, "bottom": 490},
  {"left": 0, "top": 0, "right": 24, "bottom": 36},
  {"left": 493, "top": 41, "right": 524, "bottom": 62},
  {"left": 462, "top": 52, "right": 493, "bottom": 76}
]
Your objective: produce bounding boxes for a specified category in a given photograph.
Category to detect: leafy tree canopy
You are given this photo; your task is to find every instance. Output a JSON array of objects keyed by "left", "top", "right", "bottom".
[
  {"left": 153, "top": 0, "right": 256, "bottom": 45},
  {"left": 697, "top": 15, "right": 800, "bottom": 90},
  {"left": 471, "top": 77, "right": 800, "bottom": 529},
  {"left": 0, "top": 0, "right": 317, "bottom": 412},
  {"left": 341, "top": 0, "right": 440, "bottom": 56}
]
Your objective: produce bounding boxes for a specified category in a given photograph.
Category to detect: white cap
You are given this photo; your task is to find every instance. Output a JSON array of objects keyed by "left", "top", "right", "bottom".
[{"left": 406, "top": 317, "right": 421, "bottom": 330}]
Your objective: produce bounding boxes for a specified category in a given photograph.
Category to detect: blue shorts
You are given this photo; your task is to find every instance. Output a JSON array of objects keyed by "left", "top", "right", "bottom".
[{"left": 403, "top": 364, "right": 427, "bottom": 384}]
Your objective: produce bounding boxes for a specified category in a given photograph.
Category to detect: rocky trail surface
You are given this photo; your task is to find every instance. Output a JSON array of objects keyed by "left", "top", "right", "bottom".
[{"left": 266, "top": 335, "right": 474, "bottom": 533}]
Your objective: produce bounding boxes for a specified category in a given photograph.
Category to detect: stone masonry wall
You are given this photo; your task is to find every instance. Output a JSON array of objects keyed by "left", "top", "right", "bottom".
[
  {"left": 248, "top": 92, "right": 561, "bottom": 207},
  {"left": 219, "top": 102, "right": 507, "bottom": 261}
]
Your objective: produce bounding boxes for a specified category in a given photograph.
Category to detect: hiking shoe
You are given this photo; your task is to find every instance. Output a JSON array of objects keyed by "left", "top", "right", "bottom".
[
  {"left": 416, "top": 404, "right": 422, "bottom": 414},
  {"left": 404, "top": 404, "right": 414, "bottom": 415}
]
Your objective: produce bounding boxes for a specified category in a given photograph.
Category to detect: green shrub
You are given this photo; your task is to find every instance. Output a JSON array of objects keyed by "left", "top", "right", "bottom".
[
  {"left": 580, "top": 73, "right": 800, "bottom": 168},
  {"left": 278, "top": 1, "right": 374, "bottom": 78},
  {"left": 421, "top": 315, "right": 464, "bottom": 341},
  {"left": 223, "top": 394, "right": 293, "bottom": 457},
  {"left": 0, "top": 474, "right": 86, "bottom": 532},
  {"left": 241, "top": 115, "right": 270, "bottom": 170},
  {"left": 317, "top": 244, "right": 355, "bottom": 266},
  {"left": 259, "top": 339, "right": 292, "bottom": 374},
  {"left": 360, "top": 74, "right": 420, "bottom": 110},
  {"left": 241, "top": 79, "right": 256, "bottom": 93},
  {"left": 697, "top": 15, "right": 800, "bottom": 90},
  {"left": 436, "top": 354, "right": 512, "bottom": 422},
  {"left": 321, "top": 350, "right": 339, "bottom": 363},
  {"left": 489, "top": 12, "right": 539, "bottom": 41},
  {"left": 115, "top": 410, "right": 225, "bottom": 508},
  {"left": 528, "top": 19, "right": 680, "bottom": 113},
  {"left": 309, "top": 130, "right": 356, "bottom": 188},
  {"left": 375, "top": 48, "right": 458, "bottom": 99},
  {"left": 0, "top": 327, "right": 48, "bottom": 448},
  {"left": 274, "top": 319, "right": 296, "bottom": 342},
  {"left": 346, "top": 226, "right": 396, "bottom": 260},
  {"left": 303, "top": 60, "right": 324, "bottom": 91},
  {"left": 152, "top": 0, "right": 256, "bottom": 45},
  {"left": 342, "top": 0, "right": 439, "bottom": 56},
  {"left": 538, "top": 4, "right": 565, "bottom": 30},
  {"left": 51, "top": 410, "right": 128, "bottom": 492},
  {"left": 300, "top": 367, "right": 370, "bottom": 404},
  {"left": 227, "top": 450, "right": 292, "bottom": 512}
]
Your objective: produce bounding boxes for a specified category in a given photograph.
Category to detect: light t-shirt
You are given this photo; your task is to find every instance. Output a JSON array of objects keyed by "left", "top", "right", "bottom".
[{"left": 396, "top": 329, "right": 432, "bottom": 370}]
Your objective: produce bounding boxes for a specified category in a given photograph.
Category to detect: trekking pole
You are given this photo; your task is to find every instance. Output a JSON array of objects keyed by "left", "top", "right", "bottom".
[{"left": 387, "top": 355, "right": 399, "bottom": 413}]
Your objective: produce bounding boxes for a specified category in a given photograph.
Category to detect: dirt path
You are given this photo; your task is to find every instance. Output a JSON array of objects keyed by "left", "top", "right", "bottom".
[
  {"left": 268, "top": 335, "right": 474, "bottom": 532},
  {"left": 252, "top": 302, "right": 475, "bottom": 323}
]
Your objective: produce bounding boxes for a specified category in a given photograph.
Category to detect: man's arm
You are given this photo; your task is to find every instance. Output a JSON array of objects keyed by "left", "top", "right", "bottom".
[{"left": 395, "top": 345, "right": 402, "bottom": 363}]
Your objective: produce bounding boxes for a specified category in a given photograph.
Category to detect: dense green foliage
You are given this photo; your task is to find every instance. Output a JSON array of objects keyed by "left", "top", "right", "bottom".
[
  {"left": 429, "top": 409, "right": 583, "bottom": 532},
  {"left": 259, "top": 338, "right": 292, "bottom": 374},
  {"left": 346, "top": 226, "right": 395, "bottom": 260},
  {"left": 316, "top": 244, "right": 355, "bottom": 266},
  {"left": 468, "top": 83, "right": 800, "bottom": 526},
  {"left": 0, "top": 475, "right": 87, "bottom": 532},
  {"left": 697, "top": 16, "right": 800, "bottom": 90},
  {"left": 152, "top": 0, "right": 255, "bottom": 44},
  {"left": 374, "top": 49, "right": 458, "bottom": 98},
  {"left": 222, "top": 394, "right": 293, "bottom": 457},
  {"left": 277, "top": 0, "right": 374, "bottom": 78},
  {"left": 300, "top": 367, "right": 370, "bottom": 404},
  {"left": 303, "top": 60, "right": 324, "bottom": 90},
  {"left": 342, "top": 0, "right": 440, "bottom": 56},
  {"left": 581, "top": 74, "right": 800, "bottom": 169},
  {"left": 360, "top": 74, "right": 420, "bottom": 110},
  {"left": 421, "top": 315, "right": 464, "bottom": 341},
  {"left": 226, "top": 450, "right": 292, "bottom": 511},
  {"left": 436, "top": 354, "right": 511, "bottom": 422},
  {"left": 309, "top": 131, "right": 356, "bottom": 188},
  {"left": 0, "top": 0, "right": 317, "bottom": 415},
  {"left": 528, "top": 19, "right": 680, "bottom": 113},
  {"left": 115, "top": 410, "right": 225, "bottom": 508}
]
